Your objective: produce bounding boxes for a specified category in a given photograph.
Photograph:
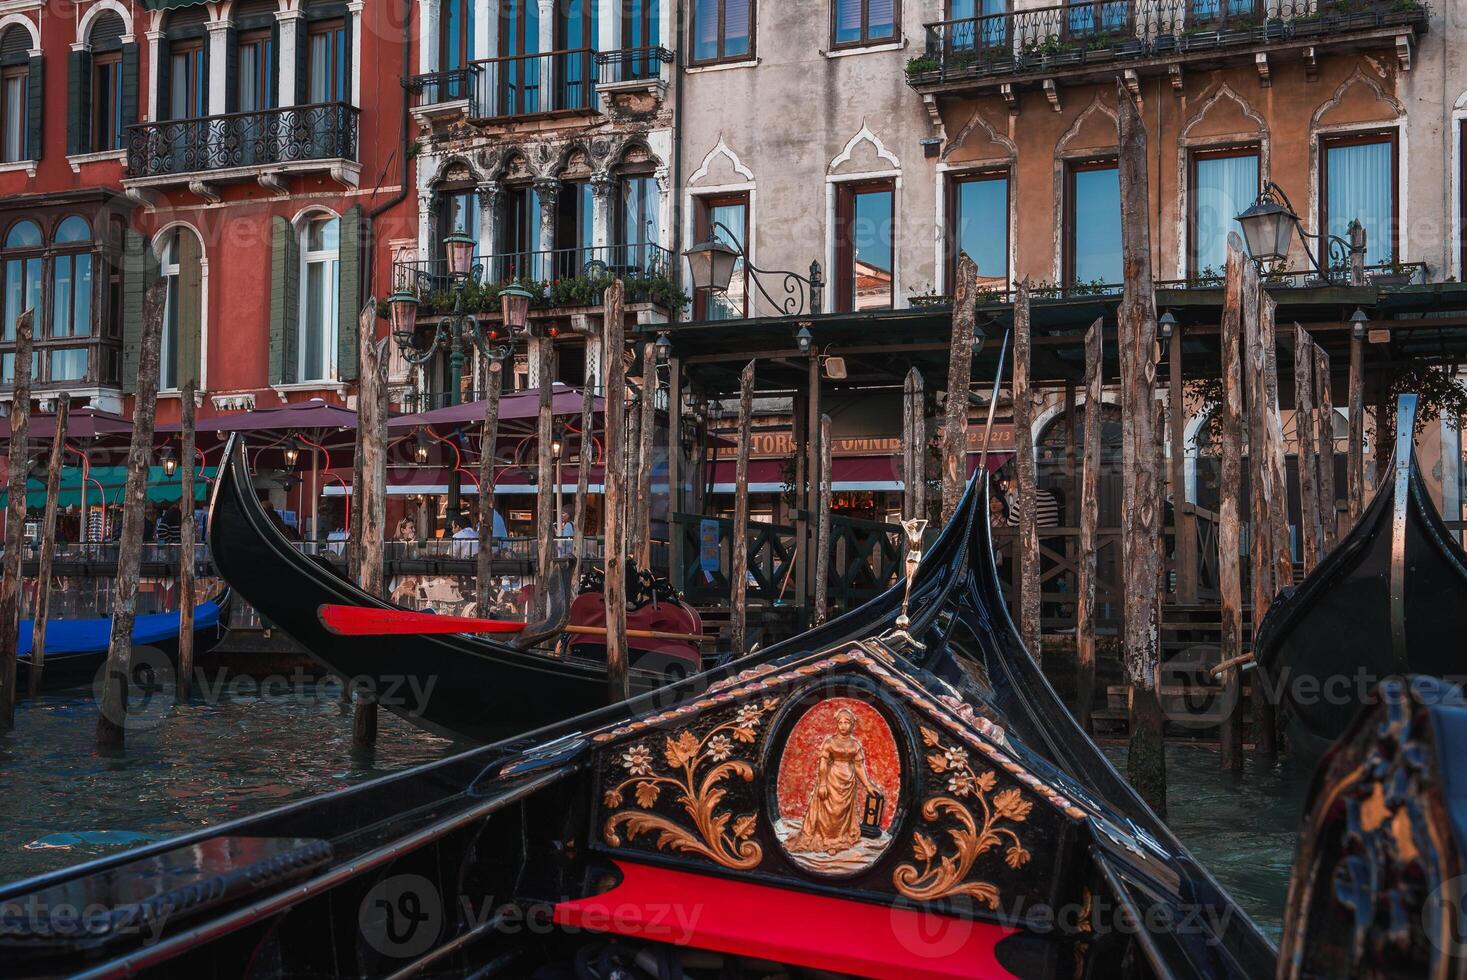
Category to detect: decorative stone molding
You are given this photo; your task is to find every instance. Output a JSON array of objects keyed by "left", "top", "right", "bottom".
[
  {"left": 689, "top": 136, "right": 753, "bottom": 185},
  {"left": 828, "top": 122, "right": 901, "bottom": 173}
]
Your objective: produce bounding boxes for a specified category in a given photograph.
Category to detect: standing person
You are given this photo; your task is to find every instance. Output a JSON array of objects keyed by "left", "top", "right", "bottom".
[
  {"left": 556, "top": 509, "right": 573, "bottom": 555},
  {"left": 157, "top": 504, "right": 183, "bottom": 544}
]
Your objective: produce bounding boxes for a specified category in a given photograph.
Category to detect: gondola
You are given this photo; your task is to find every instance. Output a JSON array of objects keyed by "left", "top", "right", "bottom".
[
  {"left": 1253, "top": 392, "right": 1467, "bottom": 760},
  {"left": 0, "top": 471, "right": 1283, "bottom": 979},
  {"left": 14, "top": 588, "right": 231, "bottom": 694},
  {"left": 207, "top": 434, "right": 959, "bottom": 743}
]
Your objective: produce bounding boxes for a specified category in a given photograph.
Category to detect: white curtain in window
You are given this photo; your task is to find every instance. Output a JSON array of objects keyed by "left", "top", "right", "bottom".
[
  {"left": 1192, "top": 153, "right": 1257, "bottom": 277},
  {"left": 300, "top": 217, "right": 340, "bottom": 381},
  {"left": 1327, "top": 140, "right": 1393, "bottom": 266},
  {"left": 708, "top": 201, "right": 745, "bottom": 320},
  {"left": 310, "top": 33, "right": 331, "bottom": 103},
  {"left": 2, "top": 75, "right": 24, "bottom": 162}
]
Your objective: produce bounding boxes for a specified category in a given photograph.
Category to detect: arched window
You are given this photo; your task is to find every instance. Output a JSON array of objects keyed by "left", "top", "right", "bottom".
[
  {"left": 2, "top": 218, "right": 41, "bottom": 382},
  {"left": 88, "top": 12, "right": 128, "bottom": 152},
  {"left": 0, "top": 25, "right": 33, "bottom": 163},
  {"left": 299, "top": 215, "right": 339, "bottom": 381},
  {"left": 158, "top": 227, "right": 203, "bottom": 390},
  {"left": 48, "top": 216, "right": 93, "bottom": 381}
]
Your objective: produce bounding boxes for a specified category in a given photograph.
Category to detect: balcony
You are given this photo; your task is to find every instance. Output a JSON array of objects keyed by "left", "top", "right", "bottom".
[
  {"left": 410, "top": 49, "right": 602, "bottom": 125},
  {"left": 124, "top": 102, "right": 360, "bottom": 200},
  {"left": 595, "top": 46, "right": 675, "bottom": 112},
  {"left": 393, "top": 243, "right": 683, "bottom": 318},
  {"left": 907, "top": 0, "right": 1428, "bottom": 103}
]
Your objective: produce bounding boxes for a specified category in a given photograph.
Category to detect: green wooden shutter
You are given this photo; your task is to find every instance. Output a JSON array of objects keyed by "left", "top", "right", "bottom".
[
  {"left": 294, "top": 19, "right": 308, "bottom": 106},
  {"left": 120, "top": 43, "right": 139, "bottom": 139},
  {"left": 269, "top": 215, "right": 299, "bottom": 385},
  {"left": 177, "top": 232, "right": 203, "bottom": 389},
  {"left": 121, "top": 229, "right": 159, "bottom": 393},
  {"left": 336, "top": 205, "right": 362, "bottom": 381},
  {"left": 223, "top": 28, "right": 238, "bottom": 114},
  {"left": 25, "top": 55, "right": 41, "bottom": 160},
  {"left": 67, "top": 50, "right": 91, "bottom": 156}
]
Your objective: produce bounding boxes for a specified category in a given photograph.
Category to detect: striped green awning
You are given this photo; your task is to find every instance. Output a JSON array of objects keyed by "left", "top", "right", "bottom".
[
  {"left": 142, "top": 0, "right": 210, "bottom": 9},
  {"left": 0, "top": 466, "right": 216, "bottom": 509}
]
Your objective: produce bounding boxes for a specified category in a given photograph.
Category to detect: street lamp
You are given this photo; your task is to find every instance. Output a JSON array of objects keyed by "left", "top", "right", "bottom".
[
  {"left": 443, "top": 232, "right": 477, "bottom": 280},
  {"left": 1235, "top": 181, "right": 1367, "bottom": 284},
  {"left": 1351, "top": 307, "right": 1370, "bottom": 340},
  {"left": 796, "top": 325, "right": 813, "bottom": 354},
  {"left": 282, "top": 437, "right": 300, "bottom": 468},
  {"left": 1159, "top": 310, "right": 1176, "bottom": 340},
  {"left": 655, "top": 332, "right": 671, "bottom": 363},
  {"left": 499, "top": 283, "right": 534, "bottom": 336},
  {"left": 551, "top": 434, "right": 564, "bottom": 541},
  {"left": 159, "top": 446, "right": 177, "bottom": 478},
  {"left": 414, "top": 432, "right": 431, "bottom": 465},
  {"left": 682, "top": 221, "right": 824, "bottom": 316}
]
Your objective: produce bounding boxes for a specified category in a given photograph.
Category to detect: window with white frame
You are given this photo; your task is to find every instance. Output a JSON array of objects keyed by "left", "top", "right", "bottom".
[
  {"left": 160, "top": 230, "right": 182, "bottom": 389},
  {"left": 299, "top": 215, "right": 340, "bottom": 381}
]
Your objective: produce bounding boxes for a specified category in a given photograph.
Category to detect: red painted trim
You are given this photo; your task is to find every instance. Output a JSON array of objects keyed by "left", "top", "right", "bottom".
[
  {"left": 316, "top": 605, "right": 526, "bottom": 636},
  {"left": 554, "top": 860, "right": 1020, "bottom": 980}
]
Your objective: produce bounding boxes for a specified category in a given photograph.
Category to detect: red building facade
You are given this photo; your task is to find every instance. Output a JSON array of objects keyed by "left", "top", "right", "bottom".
[{"left": 0, "top": 0, "right": 412, "bottom": 428}]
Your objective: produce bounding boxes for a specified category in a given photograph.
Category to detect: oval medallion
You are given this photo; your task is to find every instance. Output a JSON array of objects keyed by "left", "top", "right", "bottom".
[{"left": 772, "top": 697, "right": 903, "bottom": 875}]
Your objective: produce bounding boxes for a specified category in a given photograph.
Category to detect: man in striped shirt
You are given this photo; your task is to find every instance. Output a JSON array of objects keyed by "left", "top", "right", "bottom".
[{"left": 1001, "top": 478, "right": 1062, "bottom": 528}]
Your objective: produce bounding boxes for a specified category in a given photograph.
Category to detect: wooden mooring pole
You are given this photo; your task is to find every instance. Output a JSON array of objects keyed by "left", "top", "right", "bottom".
[
  {"left": 815, "top": 414, "right": 832, "bottom": 625},
  {"left": 176, "top": 381, "right": 197, "bottom": 700},
  {"left": 476, "top": 359, "right": 503, "bottom": 614},
  {"left": 1347, "top": 327, "right": 1365, "bottom": 522},
  {"left": 28, "top": 394, "right": 68, "bottom": 699},
  {"left": 603, "top": 281, "right": 629, "bottom": 702},
  {"left": 1116, "top": 80, "right": 1165, "bottom": 815},
  {"left": 1217, "top": 238, "right": 1247, "bottom": 771},
  {"left": 1314, "top": 342, "right": 1337, "bottom": 552},
  {"left": 0, "top": 309, "right": 33, "bottom": 728},
  {"left": 730, "top": 360, "right": 755, "bottom": 654},
  {"left": 572, "top": 360, "right": 594, "bottom": 570},
  {"left": 1293, "top": 324, "right": 1321, "bottom": 574},
  {"left": 535, "top": 338, "right": 554, "bottom": 621},
  {"left": 902, "top": 367, "right": 924, "bottom": 525},
  {"left": 636, "top": 342, "right": 657, "bottom": 570},
  {"left": 354, "top": 303, "right": 385, "bottom": 748},
  {"left": 1013, "top": 282, "right": 1040, "bottom": 659},
  {"left": 1075, "top": 318, "right": 1103, "bottom": 733},
  {"left": 940, "top": 255, "right": 977, "bottom": 525},
  {"left": 97, "top": 285, "right": 165, "bottom": 749}
]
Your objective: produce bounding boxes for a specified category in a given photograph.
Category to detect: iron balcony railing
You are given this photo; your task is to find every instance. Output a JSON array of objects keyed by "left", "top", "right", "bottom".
[
  {"left": 469, "top": 48, "right": 599, "bottom": 119},
  {"left": 596, "top": 45, "right": 674, "bottom": 85},
  {"left": 410, "top": 65, "right": 477, "bottom": 107},
  {"left": 394, "top": 242, "right": 677, "bottom": 312},
  {"left": 912, "top": 0, "right": 1428, "bottom": 82},
  {"left": 126, "top": 102, "right": 359, "bottom": 178}
]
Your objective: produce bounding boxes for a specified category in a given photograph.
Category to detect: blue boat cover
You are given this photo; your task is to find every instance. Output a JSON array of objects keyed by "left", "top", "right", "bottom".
[{"left": 15, "top": 600, "right": 222, "bottom": 658}]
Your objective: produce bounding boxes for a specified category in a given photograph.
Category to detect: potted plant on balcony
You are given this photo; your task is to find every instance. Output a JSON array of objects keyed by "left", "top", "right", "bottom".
[
  {"left": 1366, "top": 259, "right": 1422, "bottom": 287},
  {"left": 1218, "top": 13, "right": 1257, "bottom": 43},
  {"left": 905, "top": 54, "right": 941, "bottom": 81},
  {"left": 1384, "top": 0, "right": 1427, "bottom": 24},
  {"left": 1084, "top": 34, "right": 1118, "bottom": 62},
  {"left": 1022, "top": 35, "right": 1080, "bottom": 67}
]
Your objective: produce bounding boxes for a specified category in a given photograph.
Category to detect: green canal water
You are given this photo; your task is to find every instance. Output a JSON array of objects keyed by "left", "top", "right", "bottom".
[{"left": 0, "top": 689, "right": 1309, "bottom": 940}]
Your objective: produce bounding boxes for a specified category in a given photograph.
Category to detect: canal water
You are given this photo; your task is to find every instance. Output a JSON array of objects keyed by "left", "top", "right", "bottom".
[{"left": 0, "top": 688, "right": 1308, "bottom": 940}]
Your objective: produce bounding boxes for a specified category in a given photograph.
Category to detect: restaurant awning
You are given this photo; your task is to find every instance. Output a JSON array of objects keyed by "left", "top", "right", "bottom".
[
  {"left": 0, "top": 407, "right": 133, "bottom": 443},
  {"left": 389, "top": 384, "right": 602, "bottom": 431},
  {"left": 0, "top": 466, "right": 217, "bottom": 508}
]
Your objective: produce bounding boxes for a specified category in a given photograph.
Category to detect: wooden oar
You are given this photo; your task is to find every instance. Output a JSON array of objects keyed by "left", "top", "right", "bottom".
[{"left": 318, "top": 605, "right": 706, "bottom": 644}]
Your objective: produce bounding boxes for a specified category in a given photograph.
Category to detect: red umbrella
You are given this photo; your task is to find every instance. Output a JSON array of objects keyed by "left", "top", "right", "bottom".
[{"left": 388, "top": 383, "right": 601, "bottom": 434}]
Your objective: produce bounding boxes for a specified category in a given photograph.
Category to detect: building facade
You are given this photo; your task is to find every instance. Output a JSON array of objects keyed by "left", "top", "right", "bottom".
[{"left": 0, "top": 0, "right": 411, "bottom": 425}]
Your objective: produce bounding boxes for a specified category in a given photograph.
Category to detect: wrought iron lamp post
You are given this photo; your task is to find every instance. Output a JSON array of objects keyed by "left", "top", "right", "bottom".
[
  {"left": 390, "top": 232, "right": 522, "bottom": 514},
  {"left": 1236, "top": 181, "right": 1367, "bottom": 286},
  {"left": 683, "top": 222, "right": 824, "bottom": 316}
]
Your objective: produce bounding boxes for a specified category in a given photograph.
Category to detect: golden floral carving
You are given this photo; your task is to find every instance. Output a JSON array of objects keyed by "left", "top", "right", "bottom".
[
  {"left": 892, "top": 726, "right": 1032, "bottom": 906},
  {"left": 602, "top": 698, "right": 781, "bottom": 871}
]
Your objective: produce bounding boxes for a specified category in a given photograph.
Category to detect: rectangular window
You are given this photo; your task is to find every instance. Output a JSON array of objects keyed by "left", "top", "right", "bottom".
[
  {"left": 835, "top": 180, "right": 894, "bottom": 312},
  {"left": 497, "top": 185, "right": 543, "bottom": 279},
  {"left": 50, "top": 348, "right": 88, "bottom": 382},
  {"left": 92, "top": 53, "right": 123, "bottom": 151},
  {"left": 692, "top": 0, "right": 752, "bottom": 65},
  {"left": 1067, "top": 0, "right": 1130, "bottom": 37},
  {"left": 555, "top": 180, "right": 595, "bottom": 279},
  {"left": 3, "top": 256, "right": 40, "bottom": 342},
  {"left": 1066, "top": 159, "right": 1121, "bottom": 289},
  {"left": 51, "top": 253, "right": 93, "bottom": 338},
  {"left": 169, "top": 41, "right": 206, "bottom": 119},
  {"left": 1, "top": 67, "right": 26, "bottom": 162},
  {"left": 308, "top": 21, "right": 347, "bottom": 104},
  {"left": 618, "top": 175, "right": 659, "bottom": 268},
  {"left": 832, "top": 0, "right": 897, "bottom": 48},
  {"left": 237, "top": 30, "right": 276, "bottom": 112},
  {"left": 1188, "top": 0, "right": 1259, "bottom": 24},
  {"left": 693, "top": 192, "right": 747, "bottom": 320},
  {"left": 948, "top": 171, "right": 1009, "bottom": 289},
  {"left": 1322, "top": 132, "right": 1396, "bottom": 268},
  {"left": 1189, "top": 147, "right": 1258, "bottom": 278},
  {"left": 948, "top": 0, "right": 1008, "bottom": 49},
  {"left": 1, "top": 350, "right": 36, "bottom": 384}
]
